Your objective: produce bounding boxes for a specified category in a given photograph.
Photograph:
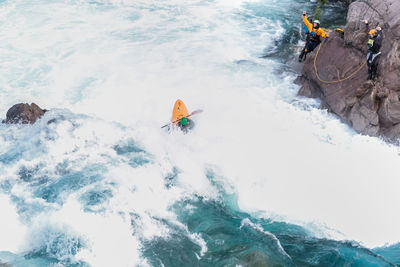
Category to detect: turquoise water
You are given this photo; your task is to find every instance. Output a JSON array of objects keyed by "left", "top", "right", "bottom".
[{"left": 0, "top": 0, "right": 399, "bottom": 266}]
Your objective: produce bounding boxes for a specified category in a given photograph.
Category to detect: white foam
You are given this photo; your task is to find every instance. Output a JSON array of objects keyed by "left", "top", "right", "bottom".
[
  {"left": 0, "top": 0, "right": 399, "bottom": 257},
  {"left": 0, "top": 194, "right": 26, "bottom": 253},
  {"left": 22, "top": 198, "right": 145, "bottom": 266}
]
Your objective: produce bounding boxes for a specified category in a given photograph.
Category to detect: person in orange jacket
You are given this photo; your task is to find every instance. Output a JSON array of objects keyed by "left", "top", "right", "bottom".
[{"left": 299, "top": 11, "right": 327, "bottom": 62}]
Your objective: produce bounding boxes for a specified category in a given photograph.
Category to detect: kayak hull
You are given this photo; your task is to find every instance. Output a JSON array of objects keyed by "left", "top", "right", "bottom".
[{"left": 172, "top": 99, "right": 189, "bottom": 125}]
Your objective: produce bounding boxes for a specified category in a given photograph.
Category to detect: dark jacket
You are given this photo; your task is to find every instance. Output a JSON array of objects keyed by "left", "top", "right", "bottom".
[
  {"left": 177, "top": 119, "right": 195, "bottom": 133},
  {"left": 366, "top": 24, "right": 383, "bottom": 53}
]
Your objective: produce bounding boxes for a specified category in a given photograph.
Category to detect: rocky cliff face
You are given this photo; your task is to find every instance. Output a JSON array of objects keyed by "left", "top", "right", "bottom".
[{"left": 297, "top": 0, "right": 400, "bottom": 139}]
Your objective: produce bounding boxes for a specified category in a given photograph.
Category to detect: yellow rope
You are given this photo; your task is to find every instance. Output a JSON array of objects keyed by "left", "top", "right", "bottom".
[{"left": 313, "top": 41, "right": 366, "bottom": 84}]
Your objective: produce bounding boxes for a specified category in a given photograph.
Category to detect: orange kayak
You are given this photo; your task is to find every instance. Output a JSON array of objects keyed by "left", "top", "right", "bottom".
[{"left": 171, "top": 99, "right": 189, "bottom": 125}]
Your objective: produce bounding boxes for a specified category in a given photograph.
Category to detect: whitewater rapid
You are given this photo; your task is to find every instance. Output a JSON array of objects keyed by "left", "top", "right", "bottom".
[{"left": 0, "top": 0, "right": 399, "bottom": 265}]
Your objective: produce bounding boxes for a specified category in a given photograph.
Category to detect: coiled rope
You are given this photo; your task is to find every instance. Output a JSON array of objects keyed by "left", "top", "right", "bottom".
[{"left": 313, "top": 41, "right": 366, "bottom": 84}]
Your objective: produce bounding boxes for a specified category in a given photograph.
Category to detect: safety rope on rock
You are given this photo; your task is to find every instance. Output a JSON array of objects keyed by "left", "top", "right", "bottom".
[{"left": 313, "top": 41, "right": 367, "bottom": 84}]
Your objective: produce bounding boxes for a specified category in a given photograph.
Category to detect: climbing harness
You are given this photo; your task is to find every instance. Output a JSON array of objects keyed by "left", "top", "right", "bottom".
[
  {"left": 310, "top": 31, "right": 320, "bottom": 42},
  {"left": 313, "top": 41, "right": 367, "bottom": 84}
]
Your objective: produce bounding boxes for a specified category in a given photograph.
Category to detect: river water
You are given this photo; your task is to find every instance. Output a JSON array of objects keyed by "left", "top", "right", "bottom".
[{"left": 0, "top": 0, "right": 399, "bottom": 266}]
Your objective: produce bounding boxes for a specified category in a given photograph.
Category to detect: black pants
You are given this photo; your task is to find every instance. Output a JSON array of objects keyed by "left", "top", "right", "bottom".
[
  {"left": 299, "top": 40, "right": 320, "bottom": 61},
  {"left": 367, "top": 51, "right": 381, "bottom": 80}
]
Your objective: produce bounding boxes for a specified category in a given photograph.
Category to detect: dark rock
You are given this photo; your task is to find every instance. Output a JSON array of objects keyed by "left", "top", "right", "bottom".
[
  {"left": 297, "top": 0, "right": 400, "bottom": 138},
  {"left": 293, "top": 76, "right": 304, "bottom": 86},
  {"left": 298, "top": 79, "right": 315, "bottom": 98},
  {"left": 4, "top": 103, "right": 47, "bottom": 124},
  {"left": 381, "top": 123, "right": 400, "bottom": 141},
  {"left": 348, "top": 90, "right": 380, "bottom": 136},
  {"left": 47, "top": 114, "right": 66, "bottom": 125},
  {"left": 378, "top": 91, "right": 400, "bottom": 127},
  {"left": 355, "top": 81, "right": 374, "bottom": 98}
]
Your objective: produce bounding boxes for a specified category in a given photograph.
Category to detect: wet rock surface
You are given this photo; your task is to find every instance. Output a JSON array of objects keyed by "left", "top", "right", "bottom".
[
  {"left": 297, "top": 0, "right": 400, "bottom": 139},
  {"left": 4, "top": 103, "right": 47, "bottom": 124}
]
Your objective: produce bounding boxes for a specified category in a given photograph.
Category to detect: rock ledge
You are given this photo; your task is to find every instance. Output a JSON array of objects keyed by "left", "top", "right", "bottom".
[
  {"left": 298, "top": 0, "right": 400, "bottom": 139},
  {"left": 4, "top": 103, "right": 47, "bottom": 124}
]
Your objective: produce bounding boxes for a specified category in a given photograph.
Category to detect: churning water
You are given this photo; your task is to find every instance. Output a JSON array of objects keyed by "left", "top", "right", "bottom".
[{"left": 0, "top": 0, "right": 399, "bottom": 266}]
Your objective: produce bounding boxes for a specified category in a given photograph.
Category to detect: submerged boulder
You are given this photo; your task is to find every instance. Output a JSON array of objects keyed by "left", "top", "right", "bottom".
[
  {"left": 297, "top": 0, "right": 400, "bottom": 139},
  {"left": 4, "top": 103, "right": 47, "bottom": 124}
]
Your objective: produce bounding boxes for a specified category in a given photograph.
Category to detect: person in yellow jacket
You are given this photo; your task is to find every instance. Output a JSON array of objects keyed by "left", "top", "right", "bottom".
[{"left": 299, "top": 11, "right": 327, "bottom": 62}]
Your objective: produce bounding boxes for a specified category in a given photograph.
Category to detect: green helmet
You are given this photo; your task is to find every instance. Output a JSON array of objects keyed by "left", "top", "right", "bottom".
[
  {"left": 314, "top": 20, "right": 320, "bottom": 25},
  {"left": 180, "top": 117, "right": 188, "bottom": 126}
]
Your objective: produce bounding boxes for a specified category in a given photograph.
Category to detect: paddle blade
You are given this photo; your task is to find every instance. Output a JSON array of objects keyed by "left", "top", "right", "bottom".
[
  {"left": 162, "top": 109, "right": 203, "bottom": 128},
  {"left": 189, "top": 109, "right": 203, "bottom": 117}
]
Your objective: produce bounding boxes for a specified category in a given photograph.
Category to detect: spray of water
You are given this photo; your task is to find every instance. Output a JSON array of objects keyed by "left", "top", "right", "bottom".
[{"left": 0, "top": 0, "right": 399, "bottom": 265}]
